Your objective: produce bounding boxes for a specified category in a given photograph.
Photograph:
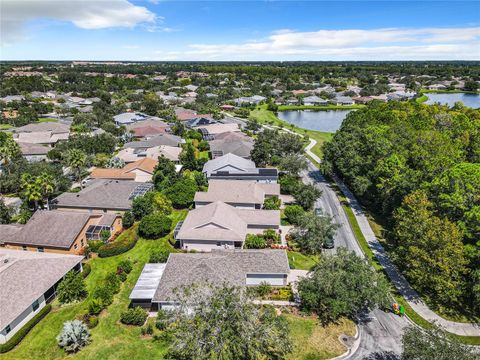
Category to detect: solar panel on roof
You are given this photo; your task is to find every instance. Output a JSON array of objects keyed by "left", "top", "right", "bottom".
[{"left": 128, "top": 183, "right": 154, "bottom": 200}]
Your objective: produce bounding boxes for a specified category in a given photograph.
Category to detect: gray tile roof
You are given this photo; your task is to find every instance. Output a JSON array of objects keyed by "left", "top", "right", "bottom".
[
  {"left": 17, "top": 142, "right": 50, "bottom": 155},
  {"left": 194, "top": 180, "right": 280, "bottom": 205},
  {"left": 0, "top": 224, "right": 23, "bottom": 245},
  {"left": 2, "top": 210, "right": 91, "bottom": 249},
  {"left": 0, "top": 249, "right": 83, "bottom": 330},
  {"left": 14, "top": 122, "right": 70, "bottom": 134},
  {"left": 54, "top": 179, "right": 143, "bottom": 211},
  {"left": 123, "top": 133, "right": 182, "bottom": 149},
  {"left": 209, "top": 139, "right": 254, "bottom": 158},
  {"left": 202, "top": 153, "right": 256, "bottom": 177},
  {"left": 152, "top": 250, "right": 289, "bottom": 302},
  {"left": 176, "top": 201, "right": 279, "bottom": 242}
]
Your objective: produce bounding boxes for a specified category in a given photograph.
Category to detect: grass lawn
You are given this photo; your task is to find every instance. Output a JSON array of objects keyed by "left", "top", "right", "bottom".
[
  {"left": 278, "top": 104, "right": 365, "bottom": 111},
  {"left": 3, "top": 211, "right": 187, "bottom": 360},
  {"left": 285, "top": 313, "right": 355, "bottom": 360},
  {"left": 415, "top": 95, "right": 428, "bottom": 103},
  {"left": 288, "top": 251, "right": 318, "bottom": 270},
  {"left": 37, "top": 118, "right": 58, "bottom": 123},
  {"left": 249, "top": 106, "right": 333, "bottom": 159},
  {"left": 0, "top": 124, "right": 13, "bottom": 130}
]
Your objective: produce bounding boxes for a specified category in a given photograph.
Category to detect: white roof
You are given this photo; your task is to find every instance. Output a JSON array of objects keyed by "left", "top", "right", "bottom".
[{"left": 129, "top": 263, "right": 166, "bottom": 300}]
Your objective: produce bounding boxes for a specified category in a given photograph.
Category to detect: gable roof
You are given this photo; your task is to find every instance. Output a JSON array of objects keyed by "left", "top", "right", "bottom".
[
  {"left": 116, "top": 145, "right": 182, "bottom": 163},
  {"left": 17, "top": 142, "right": 50, "bottom": 155},
  {"left": 195, "top": 123, "right": 239, "bottom": 135},
  {"left": 14, "top": 122, "right": 70, "bottom": 134},
  {"left": 54, "top": 180, "right": 148, "bottom": 211},
  {"left": 209, "top": 140, "right": 254, "bottom": 158},
  {"left": 194, "top": 180, "right": 280, "bottom": 205},
  {"left": 152, "top": 250, "right": 289, "bottom": 302},
  {"left": 0, "top": 249, "right": 83, "bottom": 330},
  {"left": 202, "top": 153, "right": 255, "bottom": 177},
  {"left": 123, "top": 158, "right": 157, "bottom": 174},
  {"left": 1, "top": 210, "right": 92, "bottom": 248},
  {"left": 123, "top": 133, "right": 182, "bottom": 149}
]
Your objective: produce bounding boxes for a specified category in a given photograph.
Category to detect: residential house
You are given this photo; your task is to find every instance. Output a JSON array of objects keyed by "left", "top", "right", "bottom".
[
  {"left": 194, "top": 123, "right": 240, "bottom": 136},
  {"left": 209, "top": 138, "right": 254, "bottom": 159},
  {"left": 302, "top": 95, "right": 328, "bottom": 106},
  {"left": 220, "top": 104, "right": 235, "bottom": 111},
  {"left": 0, "top": 249, "right": 83, "bottom": 344},
  {"left": 185, "top": 116, "right": 216, "bottom": 128},
  {"left": 53, "top": 179, "right": 153, "bottom": 213},
  {"left": 194, "top": 180, "right": 280, "bottom": 209},
  {"left": 113, "top": 112, "right": 150, "bottom": 126},
  {"left": 330, "top": 96, "right": 354, "bottom": 106},
  {"left": 90, "top": 158, "right": 157, "bottom": 182},
  {"left": 0, "top": 210, "right": 122, "bottom": 254},
  {"left": 428, "top": 84, "right": 447, "bottom": 91},
  {"left": 129, "top": 250, "right": 289, "bottom": 309},
  {"left": 174, "top": 201, "right": 280, "bottom": 251},
  {"left": 0, "top": 95, "right": 25, "bottom": 104},
  {"left": 126, "top": 119, "right": 170, "bottom": 139},
  {"left": 13, "top": 122, "right": 70, "bottom": 146},
  {"left": 117, "top": 145, "right": 182, "bottom": 164},
  {"left": 202, "top": 153, "right": 278, "bottom": 183},
  {"left": 16, "top": 142, "right": 50, "bottom": 162},
  {"left": 123, "top": 133, "right": 183, "bottom": 149},
  {"left": 352, "top": 96, "right": 374, "bottom": 105},
  {"left": 234, "top": 95, "right": 266, "bottom": 106}
]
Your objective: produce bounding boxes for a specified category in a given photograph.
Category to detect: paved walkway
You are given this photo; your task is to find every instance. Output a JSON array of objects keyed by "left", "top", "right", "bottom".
[{"left": 335, "top": 177, "right": 480, "bottom": 337}]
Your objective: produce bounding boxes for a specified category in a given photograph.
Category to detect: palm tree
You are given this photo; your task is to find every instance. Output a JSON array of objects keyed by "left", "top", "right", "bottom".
[
  {"left": 38, "top": 173, "right": 55, "bottom": 210},
  {"left": 66, "top": 149, "right": 87, "bottom": 188},
  {"left": 21, "top": 174, "right": 42, "bottom": 210},
  {"left": 0, "top": 134, "right": 21, "bottom": 174}
]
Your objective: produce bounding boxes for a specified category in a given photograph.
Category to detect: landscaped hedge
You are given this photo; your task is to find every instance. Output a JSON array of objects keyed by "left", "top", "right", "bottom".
[
  {"left": 82, "top": 263, "right": 91, "bottom": 278},
  {"left": 0, "top": 304, "right": 52, "bottom": 353},
  {"left": 98, "top": 229, "right": 137, "bottom": 258}
]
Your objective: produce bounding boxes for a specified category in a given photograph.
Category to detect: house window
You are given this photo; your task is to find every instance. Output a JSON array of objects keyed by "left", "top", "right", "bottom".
[
  {"left": 22, "top": 245, "right": 27, "bottom": 251},
  {"left": 81, "top": 239, "right": 84, "bottom": 246},
  {"left": 5, "top": 325, "right": 11, "bottom": 334},
  {"left": 32, "top": 299, "right": 39, "bottom": 311},
  {"left": 37, "top": 247, "right": 44, "bottom": 253}
]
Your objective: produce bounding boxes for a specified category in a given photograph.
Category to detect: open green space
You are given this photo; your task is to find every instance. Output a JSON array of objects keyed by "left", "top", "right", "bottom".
[
  {"left": 287, "top": 251, "right": 318, "bottom": 270},
  {"left": 0, "top": 124, "right": 13, "bottom": 130},
  {"left": 37, "top": 118, "right": 59, "bottom": 123},
  {"left": 415, "top": 94, "right": 428, "bottom": 103},
  {"left": 285, "top": 313, "right": 355, "bottom": 360},
  {"left": 249, "top": 105, "right": 333, "bottom": 159}
]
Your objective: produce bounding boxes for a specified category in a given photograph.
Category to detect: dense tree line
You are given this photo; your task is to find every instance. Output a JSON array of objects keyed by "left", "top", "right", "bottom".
[{"left": 322, "top": 101, "right": 480, "bottom": 313}]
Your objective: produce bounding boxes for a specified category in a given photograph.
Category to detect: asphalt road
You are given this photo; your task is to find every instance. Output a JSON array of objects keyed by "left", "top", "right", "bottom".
[{"left": 302, "top": 162, "right": 409, "bottom": 359}]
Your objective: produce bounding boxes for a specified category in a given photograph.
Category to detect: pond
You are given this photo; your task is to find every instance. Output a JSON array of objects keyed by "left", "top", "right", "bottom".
[
  {"left": 425, "top": 93, "right": 480, "bottom": 108},
  {"left": 278, "top": 110, "right": 353, "bottom": 133}
]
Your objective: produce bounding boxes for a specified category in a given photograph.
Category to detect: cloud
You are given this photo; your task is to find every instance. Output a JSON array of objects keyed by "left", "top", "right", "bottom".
[
  {"left": 153, "top": 27, "right": 480, "bottom": 61},
  {"left": 1, "top": 0, "right": 156, "bottom": 46}
]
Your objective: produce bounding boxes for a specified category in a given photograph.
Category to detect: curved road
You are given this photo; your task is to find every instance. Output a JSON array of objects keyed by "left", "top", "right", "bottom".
[{"left": 302, "top": 163, "right": 409, "bottom": 359}]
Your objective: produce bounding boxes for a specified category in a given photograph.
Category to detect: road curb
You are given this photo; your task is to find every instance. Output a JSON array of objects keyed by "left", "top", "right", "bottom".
[{"left": 330, "top": 323, "right": 361, "bottom": 360}]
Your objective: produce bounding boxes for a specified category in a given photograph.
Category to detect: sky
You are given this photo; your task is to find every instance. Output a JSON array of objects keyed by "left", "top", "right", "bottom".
[{"left": 1, "top": 0, "right": 479, "bottom": 61}]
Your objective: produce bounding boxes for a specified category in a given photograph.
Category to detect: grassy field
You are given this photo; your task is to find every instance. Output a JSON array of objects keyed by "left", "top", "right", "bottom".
[
  {"left": 420, "top": 89, "right": 480, "bottom": 94},
  {"left": 278, "top": 104, "right": 365, "bottom": 111},
  {"left": 37, "top": 118, "right": 59, "bottom": 123},
  {"left": 0, "top": 123, "right": 12, "bottom": 130},
  {"left": 249, "top": 106, "right": 333, "bottom": 159},
  {"left": 415, "top": 94, "right": 428, "bottom": 103},
  {"left": 287, "top": 251, "right": 318, "bottom": 270},
  {"left": 285, "top": 313, "right": 355, "bottom": 360}
]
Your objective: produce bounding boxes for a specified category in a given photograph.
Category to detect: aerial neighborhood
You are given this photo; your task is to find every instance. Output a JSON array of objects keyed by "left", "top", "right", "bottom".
[{"left": 0, "top": 60, "right": 479, "bottom": 359}]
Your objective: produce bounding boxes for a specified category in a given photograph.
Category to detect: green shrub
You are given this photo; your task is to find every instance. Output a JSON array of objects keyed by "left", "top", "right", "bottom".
[
  {"left": 279, "top": 174, "right": 300, "bottom": 195},
  {"left": 56, "top": 271, "right": 88, "bottom": 304},
  {"left": 120, "top": 307, "right": 148, "bottom": 326},
  {"left": 155, "top": 310, "right": 170, "bottom": 331},
  {"left": 163, "top": 178, "right": 197, "bottom": 208},
  {"left": 263, "top": 229, "right": 280, "bottom": 245},
  {"left": 122, "top": 211, "right": 134, "bottom": 228},
  {"left": 117, "top": 271, "right": 127, "bottom": 282},
  {"left": 98, "top": 228, "right": 137, "bottom": 258},
  {"left": 141, "top": 324, "right": 154, "bottom": 336},
  {"left": 139, "top": 213, "right": 172, "bottom": 239},
  {"left": 0, "top": 304, "right": 51, "bottom": 353},
  {"left": 149, "top": 248, "right": 170, "bottom": 263},
  {"left": 92, "top": 286, "right": 113, "bottom": 306},
  {"left": 118, "top": 259, "right": 133, "bottom": 274},
  {"left": 132, "top": 195, "right": 154, "bottom": 220},
  {"left": 100, "top": 229, "right": 111, "bottom": 242},
  {"left": 244, "top": 234, "right": 267, "bottom": 249},
  {"left": 256, "top": 282, "right": 272, "bottom": 298},
  {"left": 104, "top": 272, "right": 121, "bottom": 294},
  {"left": 81, "top": 263, "right": 91, "bottom": 278},
  {"left": 88, "top": 298, "right": 105, "bottom": 315},
  {"left": 87, "top": 240, "right": 103, "bottom": 253},
  {"left": 284, "top": 205, "right": 305, "bottom": 225},
  {"left": 263, "top": 195, "right": 281, "bottom": 210},
  {"left": 87, "top": 316, "right": 99, "bottom": 329}
]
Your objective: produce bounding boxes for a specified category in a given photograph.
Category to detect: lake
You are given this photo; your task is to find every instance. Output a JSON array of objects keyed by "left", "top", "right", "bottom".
[
  {"left": 425, "top": 93, "right": 480, "bottom": 108},
  {"left": 278, "top": 110, "right": 353, "bottom": 133}
]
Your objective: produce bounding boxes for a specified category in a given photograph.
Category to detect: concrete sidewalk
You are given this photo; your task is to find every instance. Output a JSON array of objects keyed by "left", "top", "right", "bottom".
[{"left": 335, "top": 177, "right": 480, "bottom": 337}]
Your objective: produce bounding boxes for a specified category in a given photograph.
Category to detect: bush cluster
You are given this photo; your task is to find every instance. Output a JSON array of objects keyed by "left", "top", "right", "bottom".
[
  {"left": 120, "top": 307, "right": 148, "bottom": 326},
  {"left": 81, "top": 263, "right": 91, "bottom": 278},
  {"left": 139, "top": 213, "right": 172, "bottom": 239},
  {"left": 57, "top": 271, "right": 88, "bottom": 304},
  {"left": 98, "top": 228, "right": 137, "bottom": 258},
  {"left": 284, "top": 205, "right": 305, "bottom": 225},
  {"left": 88, "top": 268, "right": 129, "bottom": 315},
  {"left": 0, "top": 304, "right": 52, "bottom": 353},
  {"left": 149, "top": 248, "right": 170, "bottom": 263},
  {"left": 122, "top": 211, "right": 134, "bottom": 228},
  {"left": 76, "top": 313, "right": 99, "bottom": 329}
]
